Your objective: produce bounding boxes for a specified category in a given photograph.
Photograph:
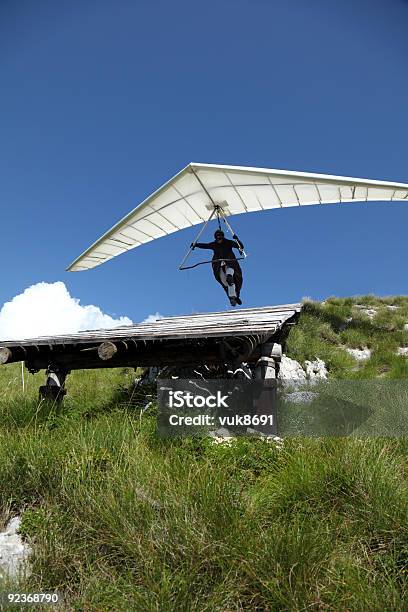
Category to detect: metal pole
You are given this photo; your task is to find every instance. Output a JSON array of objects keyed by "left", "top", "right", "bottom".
[
  {"left": 21, "top": 361, "right": 25, "bottom": 393},
  {"left": 219, "top": 209, "right": 247, "bottom": 257},
  {"left": 178, "top": 207, "right": 217, "bottom": 270}
]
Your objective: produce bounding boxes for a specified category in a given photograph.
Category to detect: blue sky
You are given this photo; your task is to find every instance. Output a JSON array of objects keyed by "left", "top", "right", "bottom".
[{"left": 1, "top": 0, "right": 408, "bottom": 323}]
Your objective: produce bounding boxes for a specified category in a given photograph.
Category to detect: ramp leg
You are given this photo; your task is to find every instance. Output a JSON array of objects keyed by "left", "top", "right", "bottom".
[
  {"left": 251, "top": 342, "right": 282, "bottom": 435},
  {"left": 253, "top": 342, "right": 282, "bottom": 379},
  {"left": 39, "top": 365, "right": 68, "bottom": 403}
]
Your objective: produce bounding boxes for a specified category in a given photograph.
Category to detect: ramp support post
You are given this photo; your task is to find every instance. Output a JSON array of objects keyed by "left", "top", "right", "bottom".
[
  {"left": 253, "top": 342, "right": 282, "bottom": 380},
  {"left": 251, "top": 342, "right": 282, "bottom": 436},
  {"left": 39, "top": 364, "right": 69, "bottom": 403}
]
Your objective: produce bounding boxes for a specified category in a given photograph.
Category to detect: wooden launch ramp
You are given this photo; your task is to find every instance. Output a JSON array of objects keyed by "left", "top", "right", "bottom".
[{"left": 0, "top": 303, "right": 301, "bottom": 400}]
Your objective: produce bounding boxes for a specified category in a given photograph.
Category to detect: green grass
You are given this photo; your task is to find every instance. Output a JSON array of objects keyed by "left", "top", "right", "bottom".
[
  {"left": 0, "top": 296, "right": 408, "bottom": 610},
  {"left": 280, "top": 379, "right": 408, "bottom": 437},
  {"left": 285, "top": 296, "right": 408, "bottom": 378}
]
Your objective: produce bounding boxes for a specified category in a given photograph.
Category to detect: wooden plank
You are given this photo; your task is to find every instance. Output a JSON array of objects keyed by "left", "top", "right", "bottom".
[{"left": 0, "top": 304, "right": 301, "bottom": 350}]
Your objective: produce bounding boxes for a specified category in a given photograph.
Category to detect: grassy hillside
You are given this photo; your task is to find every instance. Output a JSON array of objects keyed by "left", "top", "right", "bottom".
[
  {"left": 286, "top": 295, "right": 408, "bottom": 378},
  {"left": 0, "top": 297, "right": 407, "bottom": 610}
]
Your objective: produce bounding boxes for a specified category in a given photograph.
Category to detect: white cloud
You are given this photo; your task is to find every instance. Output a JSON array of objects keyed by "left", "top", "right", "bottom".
[
  {"left": 142, "top": 312, "right": 163, "bottom": 323},
  {"left": 0, "top": 282, "right": 133, "bottom": 340}
]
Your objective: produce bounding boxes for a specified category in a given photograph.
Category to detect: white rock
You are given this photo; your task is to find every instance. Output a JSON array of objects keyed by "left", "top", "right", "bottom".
[
  {"left": 365, "top": 309, "right": 377, "bottom": 319},
  {"left": 5, "top": 517, "right": 20, "bottom": 535},
  {"left": 278, "top": 355, "right": 307, "bottom": 387},
  {"left": 404, "top": 324, "right": 408, "bottom": 332},
  {"left": 279, "top": 355, "right": 328, "bottom": 387},
  {"left": 304, "top": 358, "right": 328, "bottom": 382},
  {"left": 397, "top": 347, "right": 408, "bottom": 357},
  {"left": 387, "top": 305, "right": 399, "bottom": 310},
  {"left": 346, "top": 347, "right": 372, "bottom": 361},
  {"left": 354, "top": 305, "right": 377, "bottom": 319},
  {"left": 0, "top": 516, "right": 31, "bottom": 580}
]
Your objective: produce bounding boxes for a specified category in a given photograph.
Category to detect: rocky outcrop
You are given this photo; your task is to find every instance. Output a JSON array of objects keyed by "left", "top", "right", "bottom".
[
  {"left": 346, "top": 347, "right": 372, "bottom": 361},
  {"left": 304, "top": 358, "right": 328, "bottom": 382},
  {"left": 279, "top": 355, "right": 328, "bottom": 385},
  {"left": 354, "top": 305, "right": 377, "bottom": 319},
  {"left": 0, "top": 516, "right": 31, "bottom": 580},
  {"left": 278, "top": 355, "right": 307, "bottom": 385}
]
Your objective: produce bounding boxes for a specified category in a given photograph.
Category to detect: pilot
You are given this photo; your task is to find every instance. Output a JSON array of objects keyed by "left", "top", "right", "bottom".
[{"left": 192, "top": 230, "right": 244, "bottom": 306}]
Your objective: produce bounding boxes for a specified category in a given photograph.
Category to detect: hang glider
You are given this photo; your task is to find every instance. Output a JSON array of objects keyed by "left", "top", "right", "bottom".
[{"left": 67, "top": 162, "right": 408, "bottom": 272}]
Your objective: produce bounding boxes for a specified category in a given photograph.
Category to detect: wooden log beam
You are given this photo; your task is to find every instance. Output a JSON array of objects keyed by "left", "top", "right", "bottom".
[
  {"left": 98, "top": 341, "right": 118, "bottom": 361},
  {"left": 0, "top": 347, "right": 12, "bottom": 364},
  {"left": 18, "top": 333, "right": 270, "bottom": 373},
  {"left": 0, "top": 330, "right": 273, "bottom": 367},
  {"left": 25, "top": 342, "right": 259, "bottom": 373},
  {"left": 0, "top": 344, "right": 31, "bottom": 365}
]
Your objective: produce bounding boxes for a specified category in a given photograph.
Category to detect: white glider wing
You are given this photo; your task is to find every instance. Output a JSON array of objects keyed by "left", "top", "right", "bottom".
[{"left": 67, "top": 163, "right": 408, "bottom": 271}]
